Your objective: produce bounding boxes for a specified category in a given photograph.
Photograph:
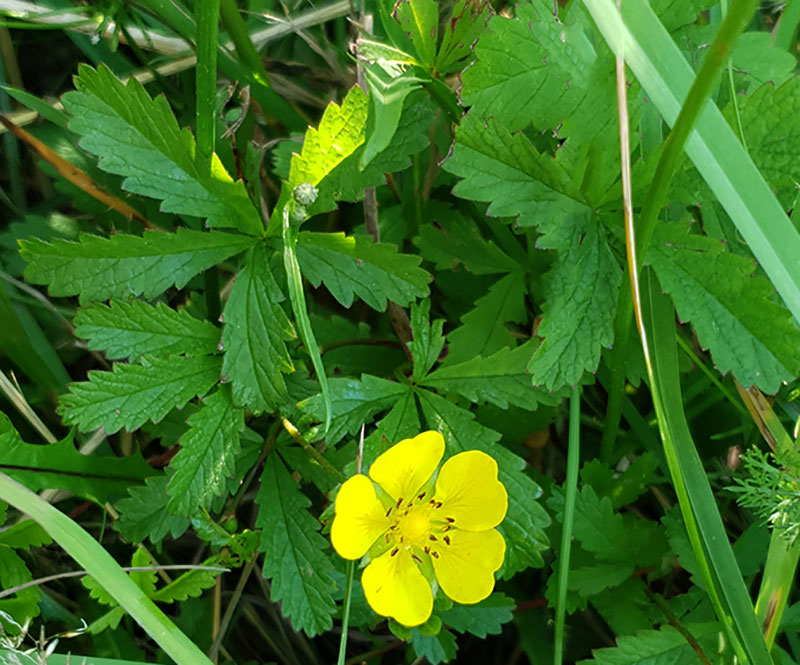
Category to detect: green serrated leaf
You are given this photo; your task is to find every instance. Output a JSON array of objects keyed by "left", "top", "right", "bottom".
[
  {"left": 425, "top": 342, "right": 558, "bottom": 409},
  {"left": 435, "top": 0, "right": 493, "bottom": 73},
  {"left": 288, "top": 85, "right": 368, "bottom": 189},
  {"left": 0, "top": 547, "right": 40, "bottom": 631},
  {"left": 221, "top": 244, "right": 296, "bottom": 413},
  {"left": 63, "top": 64, "right": 263, "bottom": 236},
  {"left": 578, "top": 622, "right": 721, "bottom": 665},
  {"left": 296, "top": 232, "right": 430, "bottom": 311},
  {"left": 300, "top": 375, "right": 410, "bottom": 445},
  {"left": 74, "top": 300, "right": 220, "bottom": 361},
  {"left": 446, "top": 112, "right": 588, "bottom": 227},
  {"left": 255, "top": 454, "right": 336, "bottom": 636},
  {"left": 417, "top": 389, "right": 550, "bottom": 576},
  {"left": 20, "top": 229, "right": 255, "bottom": 304},
  {"left": 166, "top": 385, "right": 244, "bottom": 515},
  {"left": 439, "top": 592, "right": 514, "bottom": 637},
  {"left": 411, "top": 626, "right": 457, "bottom": 664},
  {"left": 529, "top": 221, "right": 620, "bottom": 390},
  {"left": 409, "top": 299, "right": 445, "bottom": 381},
  {"left": 570, "top": 484, "right": 629, "bottom": 562},
  {"left": 414, "top": 204, "right": 517, "bottom": 275},
  {"left": 151, "top": 560, "right": 223, "bottom": 604},
  {"left": 0, "top": 520, "right": 51, "bottom": 551},
  {"left": 115, "top": 473, "right": 190, "bottom": 545},
  {"left": 446, "top": 270, "right": 527, "bottom": 365},
  {"left": 647, "top": 222, "right": 800, "bottom": 392},
  {"left": 394, "top": 0, "right": 439, "bottom": 68},
  {"left": 0, "top": 413, "right": 153, "bottom": 504},
  {"left": 58, "top": 354, "right": 222, "bottom": 434}
]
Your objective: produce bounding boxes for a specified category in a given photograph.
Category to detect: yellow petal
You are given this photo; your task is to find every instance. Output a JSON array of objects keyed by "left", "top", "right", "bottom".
[
  {"left": 433, "top": 450, "right": 507, "bottom": 530},
  {"left": 432, "top": 528, "right": 505, "bottom": 605},
  {"left": 331, "top": 475, "right": 391, "bottom": 560},
  {"left": 361, "top": 547, "right": 433, "bottom": 626},
  {"left": 369, "top": 431, "right": 444, "bottom": 502}
]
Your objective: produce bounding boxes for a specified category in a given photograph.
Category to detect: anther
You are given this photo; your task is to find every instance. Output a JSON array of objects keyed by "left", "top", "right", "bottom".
[
  {"left": 429, "top": 534, "right": 437, "bottom": 541},
  {"left": 445, "top": 517, "right": 455, "bottom": 523},
  {"left": 385, "top": 532, "right": 391, "bottom": 543},
  {"left": 390, "top": 548, "right": 399, "bottom": 557},
  {"left": 386, "top": 507, "right": 393, "bottom": 517},
  {"left": 443, "top": 535, "right": 451, "bottom": 546},
  {"left": 418, "top": 492, "right": 426, "bottom": 500},
  {"left": 424, "top": 546, "right": 430, "bottom": 554},
  {"left": 411, "top": 554, "right": 423, "bottom": 563},
  {"left": 431, "top": 551, "right": 440, "bottom": 559},
  {"left": 396, "top": 497, "right": 403, "bottom": 508},
  {"left": 435, "top": 502, "right": 443, "bottom": 509},
  {"left": 442, "top": 525, "right": 451, "bottom": 532}
]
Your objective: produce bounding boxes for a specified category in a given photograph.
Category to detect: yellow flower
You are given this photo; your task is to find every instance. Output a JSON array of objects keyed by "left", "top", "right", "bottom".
[{"left": 331, "top": 431, "right": 508, "bottom": 627}]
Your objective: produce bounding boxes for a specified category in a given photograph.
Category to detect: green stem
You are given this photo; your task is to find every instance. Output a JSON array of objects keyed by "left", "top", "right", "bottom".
[
  {"left": 337, "top": 560, "right": 356, "bottom": 665},
  {"left": 635, "top": 0, "right": 760, "bottom": 262},
  {"left": 554, "top": 386, "right": 581, "bottom": 665},
  {"left": 219, "top": 0, "right": 270, "bottom": 87},
  {"left": 280, "top": 416, "right": 343, "bottom": 483},
  {"left": 195, "top": 0, "right": 220, "bottom": 173},
  {"left": 282, "top": 206, "right": 333, "bottom": 436}
]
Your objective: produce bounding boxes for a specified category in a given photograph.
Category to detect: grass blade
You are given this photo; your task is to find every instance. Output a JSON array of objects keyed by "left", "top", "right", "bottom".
[
  {"left": 0, "top": 472, "right": 213, "bottom": 665},
  {"left": 584, "top": 0, "right": 800, "bottom": 326}
]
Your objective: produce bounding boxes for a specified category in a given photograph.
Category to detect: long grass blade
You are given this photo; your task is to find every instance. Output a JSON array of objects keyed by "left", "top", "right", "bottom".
[{"left": 0, "top": 472, "right": 213, "bottom": 665}]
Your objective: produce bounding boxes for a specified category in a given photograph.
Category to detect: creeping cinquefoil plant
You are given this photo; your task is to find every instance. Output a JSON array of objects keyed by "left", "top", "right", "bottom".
[{"left": 331, "top": 431, "right": 507, "bottom": 626}]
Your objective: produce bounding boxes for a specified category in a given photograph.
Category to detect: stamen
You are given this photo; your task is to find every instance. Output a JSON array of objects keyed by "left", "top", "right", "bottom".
[
  {"left": 445, "top": 517, "right": 455, "bottom": 523},
  {"left": 385, "top": 532, "right": 391, "bottom": 543},
  {"left": 435, "top": 502, "right": 443, "bottom": 509},
  {"left": 386, "top": 507, "right": 393, "bottom": 517},
  {"left": 396, "top": 497, "right": 403, "bottom": 509},
  {"left": 429, "top": 534, "right": 437, "bottom": 541},
  {"left": 407, "top": 501, "right": 414, "bottom": 508},
  {"left": 429, "top": 499, "right": 437, "bottom": 506},
  {"left": 424, "top": 546, "right": 430, "bottom": 554},
  {"left": 390, "top": 547, "right": 399, "bottom": 557},
  {"left": 418, "top": 492, "right": 426, "bottom": 500},
  {"left": 411, "top": 554, "right": 423, "bottom": 563},
  {"left": 431, "top": 551, "right": 440, "bottom": 559},
  {"left": 442, "top": 525, "right": 451, "bottom": 532},
  {"left": 443, "top": 535, "right": 451, "bottom": 546}
]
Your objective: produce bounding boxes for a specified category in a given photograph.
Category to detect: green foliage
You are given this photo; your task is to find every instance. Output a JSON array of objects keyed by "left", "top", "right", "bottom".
[
  {"left": 648, "top": 222, "right": 800, "bottom": 392},
  {"left": 115, "top": 474, "right": 190, "bottom": 545},
  {"left": 220, "top": 243, "right": 296, "bottom": 413},
  {"left": 58, "top": 354, "right": 222, "bottom": 433},
  {"left": 296, "top": 231, "right": 430, "bottom": 310},
  {"left": 0, "top": 414, "right": 152, "bottom": 503},
  {"left": 74, "top": 300, "right": 220, "bottom": 361},
  {"left": 439, "top": 593, "right": 515, "bottom": 637},
  {"left": 166, "top": 386, "right": 244, "bottom": 515},
  {"left": 255, "top": 454, "right": 336, "bottom": 636},
  {"left": 20, "top": 229, "right": 255, "bottom": 303},
  {"left": 63, "top": 64, "right": 263, "bottom": 236}
]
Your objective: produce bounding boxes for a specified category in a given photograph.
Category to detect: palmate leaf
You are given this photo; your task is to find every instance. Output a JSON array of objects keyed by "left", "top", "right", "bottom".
[
  {"left": 529, "top": 220, "right": 621, "bottom": 390},
  {"left": 438, "top": 593, "right": 515, "bottom": 638},
  {"left": 409, "top": 299, "right": 445, "bottom": 382},
  {"left": 255, "top": 454, "right": 336, "bottom": 636},
  {"left": 220, "top": 244, "right": 296, "bottom": 413},
  {"left": 579, "top": 623, "right": 721, "bottom": 665},
  {"left": 63, "top": 64, "right": 263, "bottom": 236},
  {"left": 299, "top": 375, "right": 410, "bottom": 445},
  {"left": 150, "top": 560, "right": 224, "bottom": 603},
  {"left": 446, "top": 112, "right": 589, "bottom": 228},
  {"left": 411, "top": 628, "right": 458, "bottom": 665},
  {"left": 288, "top": 85, "right": 368, "bottom": 189},
  {"left": 296, "top": 232, "right": 430, "bottom": 311},
  {"left": 394, "top": 0, "right": 439, "bottom": 67},
  {"left": 417, "top": 389, "right": 550, "bottom": 577},
  {"left": 59, "top": 354, "right": 222, "bottom": 434},
  {"left": 445, "top": 270, "right": 527, "bottom": 365},
  {"left": 74, "top": 300, "right": 220, "bottom": 361},
  {"left": 647, "top": 223, "right": 800, "bottom": 393},
  {"left": 423, "top": 342, "right": 556, "bottom": 409},
  {"left": 115, "top": 473, "right": 190, "bottom": 545},
  {"left": 20, "top": 229, "right": 255, "bottom": 304},
  {"left": 0, "top": 413, "right": 153, "bottom": 504},
  {"left": 166, "top": 385, "right": 244, "bottom": 515}
]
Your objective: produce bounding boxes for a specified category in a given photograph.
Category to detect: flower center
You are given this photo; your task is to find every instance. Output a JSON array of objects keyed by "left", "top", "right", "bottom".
[{"left": 394, "top": 505, "right": 432, "bottom": 547}]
